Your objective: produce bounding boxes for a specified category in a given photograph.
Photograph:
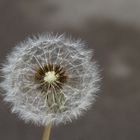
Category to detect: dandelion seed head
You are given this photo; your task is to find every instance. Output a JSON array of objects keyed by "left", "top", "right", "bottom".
[{"left": 0, "top": 33, "right": 100, "bottom": 126}]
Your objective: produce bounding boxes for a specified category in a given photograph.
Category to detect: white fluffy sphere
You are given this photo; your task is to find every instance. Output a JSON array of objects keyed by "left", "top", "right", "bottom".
[{"left": 0, "top": 33, "right": 100, "bottom": 126}]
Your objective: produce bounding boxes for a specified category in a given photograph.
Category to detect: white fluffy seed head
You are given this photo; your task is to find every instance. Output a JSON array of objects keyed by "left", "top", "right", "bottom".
[{"left": 0, "top": 33, "right": 100, "bottom": 126}]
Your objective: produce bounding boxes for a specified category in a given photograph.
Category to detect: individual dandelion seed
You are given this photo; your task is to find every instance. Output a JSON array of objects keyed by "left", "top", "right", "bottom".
[{"left": 0, "top": 33, "right": 100, "bottom": 127}]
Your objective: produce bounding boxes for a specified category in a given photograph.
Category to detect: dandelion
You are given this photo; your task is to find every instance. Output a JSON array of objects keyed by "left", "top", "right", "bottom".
[{"left": 0, "top": 33, "right": 100, "bottom": 140}]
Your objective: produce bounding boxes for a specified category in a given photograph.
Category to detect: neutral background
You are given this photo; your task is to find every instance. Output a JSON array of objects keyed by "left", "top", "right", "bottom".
[{"left": 0, "top": 0, "right": 140, "bottom": 140}]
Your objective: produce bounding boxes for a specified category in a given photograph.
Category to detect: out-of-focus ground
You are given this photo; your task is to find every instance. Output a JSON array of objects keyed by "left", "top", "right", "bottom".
[{"left": 0, "top": 0, "right": 140, "bottom": 140}]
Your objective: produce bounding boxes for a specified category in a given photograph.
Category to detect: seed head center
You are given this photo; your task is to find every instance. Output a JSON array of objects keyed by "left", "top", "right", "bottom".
[{"left": 44, "top": 71, "right": 58, "bottom": 83}]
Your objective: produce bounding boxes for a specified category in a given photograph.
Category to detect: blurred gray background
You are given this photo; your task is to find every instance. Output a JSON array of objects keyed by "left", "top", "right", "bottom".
[{"left": 0, "top": 0, "right": 140, "bottom": 140}]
